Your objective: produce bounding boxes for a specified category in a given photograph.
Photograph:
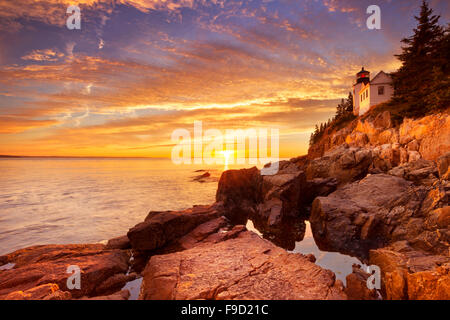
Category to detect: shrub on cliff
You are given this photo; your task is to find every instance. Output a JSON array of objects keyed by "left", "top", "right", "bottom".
[{"left": 309, "top": 92, "right": 355, "bottom": 146}]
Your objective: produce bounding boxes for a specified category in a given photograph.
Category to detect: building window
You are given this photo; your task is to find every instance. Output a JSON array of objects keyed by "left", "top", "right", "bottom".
[{"left": 378, "top": 86, "right": 384, "bottom": 95}]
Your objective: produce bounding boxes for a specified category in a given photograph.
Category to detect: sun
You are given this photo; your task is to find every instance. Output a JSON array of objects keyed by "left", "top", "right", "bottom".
[{"left": 219, "top": 150, "right": 234, "bottom": 171}]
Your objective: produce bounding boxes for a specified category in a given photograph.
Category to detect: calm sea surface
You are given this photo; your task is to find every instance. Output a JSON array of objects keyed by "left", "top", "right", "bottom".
[{"left": 0, "top": 157, "right": 363, "bottom": 283}]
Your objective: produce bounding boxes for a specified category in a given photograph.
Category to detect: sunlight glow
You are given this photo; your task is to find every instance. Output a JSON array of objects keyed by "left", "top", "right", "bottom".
[{"left": 219, "top": 150, "right": 234, "bottom": 171}]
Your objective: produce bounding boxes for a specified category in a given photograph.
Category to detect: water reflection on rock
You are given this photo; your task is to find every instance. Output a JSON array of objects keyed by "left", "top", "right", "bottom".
[
  {"left": 246, "top": 217, "right": 306, "bottom": 251},
  {"left": 246, "top": 218, "right": 366, "bottom": 284}
]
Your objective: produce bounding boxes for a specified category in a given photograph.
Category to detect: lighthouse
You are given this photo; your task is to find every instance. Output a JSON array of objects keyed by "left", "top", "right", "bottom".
[
  {"left": 356, "top": 67, "right": 370, "bottom": 85},
  {"left": 352, "top": 67, "right": 393, "bottom": 116},
  {"left": 352, "top": 67, "right": 370, "bottom": 115}
]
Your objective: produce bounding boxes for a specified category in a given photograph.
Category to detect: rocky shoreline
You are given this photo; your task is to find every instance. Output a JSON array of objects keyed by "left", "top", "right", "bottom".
[{"left": 0, "top": 110, "right": 448, "bottom": 300}]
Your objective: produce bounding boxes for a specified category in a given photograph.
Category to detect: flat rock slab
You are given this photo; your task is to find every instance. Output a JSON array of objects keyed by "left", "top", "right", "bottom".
[
  {"left": 140, "top": 231, "right": 347, "bottom": 300},
  {"left": 0, "top": 244, "right": 129, "bottom": 299}
]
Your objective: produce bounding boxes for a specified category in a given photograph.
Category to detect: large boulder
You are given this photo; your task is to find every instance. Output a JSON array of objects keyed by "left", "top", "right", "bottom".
[
  {"left": 369, "top": 241, "right": 450, "bottom": 300},
  {"left": 216, "top": 167, "right": 262, "bottom": 224},
  {"left": 241, "top": 161, "right": 309, "bottom": 250},
  {"left": 344, "top": 264, "right": 379, "bottom": 300},
  {"left": 253, "top": 162, "right": 306, "bottom": 230},
  {"left": 388, "top": 159, "right": 439, "bottom": 186},
  {"left": 302, "top": 178, "right": 338, "bottom": 207},
  {"left": 164, "top": 216, "right": 246, "bottom": 252},
  {"left": 370, "top": 143, "right": 402, "bottom": 172},
  {"left": 347, "top": 112, "right": 399, "bottom": 147},
  {"left": 310, "top": 174, "right": 425, "bottom": 258},
  {"left": 0, "top": 244, "right": 130, "bottom": 299},
  {"left": 127, "top": 204, "right": 221, "bottom": 251},
  {"left": 306, "top": 145, "right": 373, "bottom": 185},
  {"left": 105, "top": 235, "right": 131, "bottom": 250},
  {"left": 139, "top": 231, "right": 347, "bottom": 300}
]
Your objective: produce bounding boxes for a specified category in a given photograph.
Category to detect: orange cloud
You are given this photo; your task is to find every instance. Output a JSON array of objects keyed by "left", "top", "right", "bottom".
[
  {"left": 21, "top": 49, "right": 64, "bottom": 62},
  {"left": 0, "top": 116, "right": 59, "bottom": 134}
]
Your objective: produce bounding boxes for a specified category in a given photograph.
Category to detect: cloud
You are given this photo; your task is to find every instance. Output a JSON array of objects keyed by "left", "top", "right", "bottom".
[
  {"left": 323, "top": 0, "right": 358, "bottom": 13},
  {"left": 21, "top": 49, "right": 64, "bottom": 62},
  {"left": 0, "top": 116, "right": 59, "bottom": 133},
  {"left": 0, "top": 0, "right": 96, "bottom": 29},
  {"left": 0, "top": 0, "right": 203, "bottom": 32},
  {"left": 16, "top": 96, "right": 336, "bottom": 157},
  {"left": 120, "top": 0, "right": 195, "bottom": 12}
]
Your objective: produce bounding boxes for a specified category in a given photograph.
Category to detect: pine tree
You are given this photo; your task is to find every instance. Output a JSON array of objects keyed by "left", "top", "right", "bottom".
[
  {"left": 345, "top": 91, "right": 353, "bottom": 113},
  {"left": 425, "top": 24, "right": 450, "bottom": 111},
  {"left": 335, "top": 99, "right": 345, "bottom": 118},
  {"left": 391, "top": 0, "right": 444, "bottom": 116}
]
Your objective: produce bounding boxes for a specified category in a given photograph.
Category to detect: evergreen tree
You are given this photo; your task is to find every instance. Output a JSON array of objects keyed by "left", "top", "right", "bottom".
[
  {"left": 314, "top": 124, "right": 319, "bottom": 136},
  {"left": 335, "top": 99, "right": 345, "bottom": 118},
  {"left": 345, "top": 92, "right": 353, "bottom": 113},
  {"left": 309, "top": 94, "right": 356, "bottom": 149},
  {"left": 391, "top": 0, "right": 444, "bottom": 116},
  {"left": 425, "top": 24, "right": 450, "bottom": 110}
]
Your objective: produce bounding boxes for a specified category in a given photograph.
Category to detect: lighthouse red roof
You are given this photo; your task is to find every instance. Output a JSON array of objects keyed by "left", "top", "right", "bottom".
[{"left": 357, "top": 67, "right": 370, "bottom": 75}]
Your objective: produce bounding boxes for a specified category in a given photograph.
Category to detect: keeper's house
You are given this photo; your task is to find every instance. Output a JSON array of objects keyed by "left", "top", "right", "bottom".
[{"left": 352, "top": 67, "right": 393, "bottom": 115}]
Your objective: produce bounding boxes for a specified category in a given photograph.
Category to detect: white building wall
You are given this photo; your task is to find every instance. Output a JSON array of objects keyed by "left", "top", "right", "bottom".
[
  {"left": 359, "top": 85, "right": 370, "bottom": 115},
  {"left": 352, "top": 83, "right": 362, "bottom": 115},
  {"left": 369, "top": 83, "right": 394, "bottom": 106},
  {"left": 368, "top": 72, "right": 393, "bottom": 108}
]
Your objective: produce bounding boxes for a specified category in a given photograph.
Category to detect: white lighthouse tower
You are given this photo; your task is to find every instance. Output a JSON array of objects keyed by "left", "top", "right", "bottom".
[{"left": 352, "top": 67, "right": 370, "bottom": 116}]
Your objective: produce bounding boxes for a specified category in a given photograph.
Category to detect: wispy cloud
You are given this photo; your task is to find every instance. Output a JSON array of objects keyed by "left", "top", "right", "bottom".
[{"left": 0, "top": 0, "right": 447, "bottom": 157}]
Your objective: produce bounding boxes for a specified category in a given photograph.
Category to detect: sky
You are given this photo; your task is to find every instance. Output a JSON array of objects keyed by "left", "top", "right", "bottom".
[{"left": 0, "top": 0, "right": 448, "bottom": 158}]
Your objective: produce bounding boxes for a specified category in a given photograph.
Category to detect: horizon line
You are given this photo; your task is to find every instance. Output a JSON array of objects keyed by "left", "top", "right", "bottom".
[{"left": 0, "top": 155, "right": 170, "bottom": 159}]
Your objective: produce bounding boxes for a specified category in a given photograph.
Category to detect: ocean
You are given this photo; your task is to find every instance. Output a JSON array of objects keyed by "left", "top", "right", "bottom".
[{"left": 0, "top": 157, "right": 364, "bottom": 283}]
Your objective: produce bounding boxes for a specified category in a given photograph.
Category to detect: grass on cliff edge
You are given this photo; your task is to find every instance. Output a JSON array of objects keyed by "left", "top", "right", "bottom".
[
  {"left": 361, "top": 102, "right": 409, "bottom": 127},
  {"left": 363, "top": 100, "right": 450, "bottom": 127}
]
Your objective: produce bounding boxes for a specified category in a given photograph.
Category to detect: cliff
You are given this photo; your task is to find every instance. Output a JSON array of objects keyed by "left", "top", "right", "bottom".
[{"left": 309, "top": 106, "right": 449, "bottom": 162}]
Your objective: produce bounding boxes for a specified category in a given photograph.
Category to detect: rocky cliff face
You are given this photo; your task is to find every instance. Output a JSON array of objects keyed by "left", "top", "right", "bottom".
[
  {"left": 309, "top": 110, "right": 450, "bottom": 163},
  {"left": 308, "top": 111, "right": 450, "bottom": 300}
]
